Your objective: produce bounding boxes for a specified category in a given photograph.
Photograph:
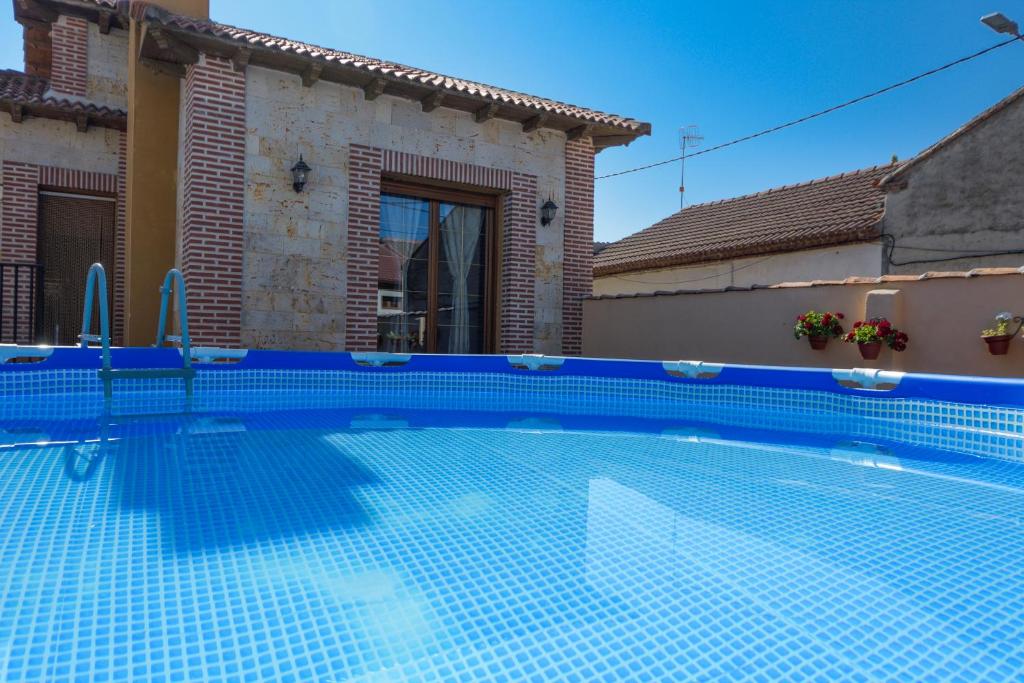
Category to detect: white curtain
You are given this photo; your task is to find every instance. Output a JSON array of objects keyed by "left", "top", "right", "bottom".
[
  {"left": 441, "top": 205, "right": 483, "bottom": 353},
  {"left": 381, "top": 196, "right": 426, "bottom": 351}
]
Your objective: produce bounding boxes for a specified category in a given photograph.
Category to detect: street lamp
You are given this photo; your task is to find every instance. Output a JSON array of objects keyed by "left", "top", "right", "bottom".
[{"left": 981, "top": 12, "right": 1021, "bottom": 37}]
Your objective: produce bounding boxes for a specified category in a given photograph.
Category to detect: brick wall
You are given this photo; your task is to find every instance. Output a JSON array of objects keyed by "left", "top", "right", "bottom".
[
  {"left": 345, "top": 144, "right": 384, "bottom": 351},
  {"left": 345, "top": 145, "right": 538, "bottom": 353},
  {"left": 501, "top": 173, "right": 538, "bottom": 353},
  {"left": 181, "top": 55, "right": 246, "bottom": 347},
  {"left": 50, "top": 15, "right": 89, "bottom": 98},
  {"left": 562, "top": 138, "right": 595, "bottom": 355}
]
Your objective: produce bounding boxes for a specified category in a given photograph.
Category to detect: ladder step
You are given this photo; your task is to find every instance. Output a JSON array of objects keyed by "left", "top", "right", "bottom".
[
  {"left": 99, "top": 368, "right": 197, "bottom": 381},
  {"left": 79, "top": 334, "right": 104, "bottom": 343}
]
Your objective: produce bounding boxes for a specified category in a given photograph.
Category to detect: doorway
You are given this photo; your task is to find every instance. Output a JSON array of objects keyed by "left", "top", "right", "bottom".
[{"left": 37, "top": 191, "right": 116, "bottom": 345}]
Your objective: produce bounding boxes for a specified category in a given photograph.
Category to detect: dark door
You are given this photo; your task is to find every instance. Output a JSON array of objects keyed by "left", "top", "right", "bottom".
[{"left": 37, "top": 192, "right": 116, "bottom": 345}]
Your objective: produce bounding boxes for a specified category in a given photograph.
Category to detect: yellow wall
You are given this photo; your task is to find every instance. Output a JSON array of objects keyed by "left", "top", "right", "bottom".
[{"left": 122, "top": 0, "right": 207, "bottom": 344}]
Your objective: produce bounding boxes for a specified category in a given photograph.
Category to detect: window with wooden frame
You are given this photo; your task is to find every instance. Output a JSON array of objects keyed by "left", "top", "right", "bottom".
[{"left": 376, "top": 181, "right": 498, "bottom": 354}]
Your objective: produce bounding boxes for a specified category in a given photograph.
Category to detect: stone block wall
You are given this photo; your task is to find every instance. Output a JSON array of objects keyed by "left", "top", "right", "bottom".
[
  {"left": 241, "top": 66, "right": 570, "bottom": 353},
  {"left": 86, "top": 23, "right": 128, "bottom": 110}
]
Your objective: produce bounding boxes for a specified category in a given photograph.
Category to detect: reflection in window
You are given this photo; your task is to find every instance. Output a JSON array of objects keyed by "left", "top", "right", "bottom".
[
  {"left": 377, "top": 194, "right": 429, "bottom": 352},
  {"left": 377, "top": 190, "right": 493, "bottom": 353}
]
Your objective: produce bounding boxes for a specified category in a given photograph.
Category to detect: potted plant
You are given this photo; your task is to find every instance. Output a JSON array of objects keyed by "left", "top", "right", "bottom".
[
  {"left": 793, "top": 310, "right": 845, "bottom": 350},
  {"left": 981, "top": 312, "right": 1022, "bottom": 355},
  {"left": 843, "top": 317, "right": 908, "bottom": 360}
]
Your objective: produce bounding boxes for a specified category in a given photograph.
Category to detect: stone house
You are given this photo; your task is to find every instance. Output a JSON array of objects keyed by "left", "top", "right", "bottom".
[
  {"left": 0, "top": 0, "right": 650, "bottom": 354},
  {"left": 595, "top": 84, "right": 1024, "bottom": 297}
]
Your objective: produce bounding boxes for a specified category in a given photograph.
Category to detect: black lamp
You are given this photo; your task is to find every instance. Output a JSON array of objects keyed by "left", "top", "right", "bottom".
[
  {"left": 290, "top": 155, "right": 311, "bottom": 193},
  {"left": 540, "top": 198, "right": 558, "bottom": 226}
]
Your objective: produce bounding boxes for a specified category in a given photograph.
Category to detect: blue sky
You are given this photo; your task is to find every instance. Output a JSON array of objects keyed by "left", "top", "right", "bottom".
[{"left": 3, "top": 1, "right": 1022, "bottom": 241}]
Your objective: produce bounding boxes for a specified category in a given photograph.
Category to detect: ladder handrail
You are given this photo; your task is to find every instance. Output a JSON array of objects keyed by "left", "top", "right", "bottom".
[
  {"left": 154, "top": 268, "right": 192, "bottom": 369},
  {"left": 79, "top": 263, "right": 111, "bottom": 370}
]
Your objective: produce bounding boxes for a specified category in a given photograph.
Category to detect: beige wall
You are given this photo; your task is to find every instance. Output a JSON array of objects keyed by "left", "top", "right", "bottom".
[
  {"left": 241, "top": 66, "right": 568, "bottom": 351},
  {"left": 86, "top": 24, "right": 128, "bottom": 110},
  {"left": 584, "top": 271, "right": 1024, "bottom": 378},
  {"left": 594, "top": 242, "right": 883, "bottom": 296}
]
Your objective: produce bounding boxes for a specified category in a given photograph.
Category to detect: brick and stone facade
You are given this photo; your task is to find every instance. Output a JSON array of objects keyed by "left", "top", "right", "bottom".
[
  {"left": 240, "top": 66, "right": 572, "bottom": 353},
  {"left": 4, "top": 2, "right": 637, "bottom": 354}
]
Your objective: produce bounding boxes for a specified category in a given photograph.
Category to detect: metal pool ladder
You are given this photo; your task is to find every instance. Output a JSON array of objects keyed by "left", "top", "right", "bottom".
[{"left": 79, "top": 263, "right": 195, "bottom": 400}]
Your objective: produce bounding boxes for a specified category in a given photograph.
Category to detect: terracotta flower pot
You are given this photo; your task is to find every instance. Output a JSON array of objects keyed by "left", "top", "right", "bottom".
[
  {"left": 858, "top": 341, "right": 882, "bottom": 360},
  {"left": 983, "top": 334, "right": 1013, "bottom": 356},
  {"left": 808, "top": 336, "right": 829, "bottom": 350}
]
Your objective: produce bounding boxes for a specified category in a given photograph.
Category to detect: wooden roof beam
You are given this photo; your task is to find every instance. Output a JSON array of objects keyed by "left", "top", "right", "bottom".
[
  {"left": 301, "top": 62, "right": 323, "bottom": 87},
  {"left": 420, "top": 90, "right": 444, "bottom": 113},
  {"left": 363, "top": 77, "right": 386, "bottom": 101},
  {"left": 566, "top": 124, "right": 593, "bottom": 141},
  {"left": 98, "top": 10, "right": 113, "bottom": 34},
  {"left": 148, "top": 26, "right": 199, "bottom": 64},
  {"left": 231, "top": 47, "right": 251, "bottom": 72},
  {"left": 14, "top": 0, "right": 57, "bottom": 23},
  {"left": 75, "top": 112, "right": 89, "bottom": 133},
  {"left": 591, "top": 134, "right": 635, "bottom": 148},
  {"left": 474, "top": 102, "right": 499, "bottom": 123},
  {"left": 9, "top": 103, "right": 25, "bottom": 124},
  {"left": 522, "top": 113, "right": 547, "bottom": 133}
]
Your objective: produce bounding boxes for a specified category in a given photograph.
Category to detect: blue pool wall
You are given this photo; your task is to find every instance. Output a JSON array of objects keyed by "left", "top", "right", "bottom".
[{"left": 1, "top": 346, "right": 1022, "bottom": 409}]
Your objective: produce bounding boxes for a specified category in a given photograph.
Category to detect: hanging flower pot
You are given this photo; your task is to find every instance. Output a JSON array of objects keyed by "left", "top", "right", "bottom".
[
  {"left": 983, "top": 334, "right": 1013, "bottom": 356},
  {"left": 808, "top": 335, "right": 830, "bottom": 350},
  {"left": 793, "top": 310, "right": 845, "bottom": 351},
  {"left": 980, "top": 313, "right": 1022, "bottom": 356},
  {"left": 857, "top": 341, "right": 882, "bottom": 360},
  {"left": 844, "top": 318, "right": 908, "bottom": 360}
]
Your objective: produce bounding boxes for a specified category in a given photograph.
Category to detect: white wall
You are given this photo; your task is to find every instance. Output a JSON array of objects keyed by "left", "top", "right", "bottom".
[
  {"left": 241, "top": 66, "right": 568, "bottom": 351},
  {"left": 593, "top": 242, "right": 883, "bottom": 296}
]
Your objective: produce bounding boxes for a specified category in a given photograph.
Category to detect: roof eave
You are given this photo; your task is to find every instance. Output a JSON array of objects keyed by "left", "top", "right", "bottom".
[{"left": 136, "top": 16, "right": 650, "bottom": 148}]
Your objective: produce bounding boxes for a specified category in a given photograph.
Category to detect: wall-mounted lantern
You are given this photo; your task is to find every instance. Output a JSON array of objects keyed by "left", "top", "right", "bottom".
[
  {"left": 290, "top": 155, "right": 311, "bottom": 193},
  {"left": 540, "top": 198, "right": 558, "bottom": 226}
]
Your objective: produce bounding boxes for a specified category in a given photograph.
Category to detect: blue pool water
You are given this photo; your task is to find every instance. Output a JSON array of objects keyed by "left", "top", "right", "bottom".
[{"left": 1, "top": 400, "right": 1022, "bottom": 682}]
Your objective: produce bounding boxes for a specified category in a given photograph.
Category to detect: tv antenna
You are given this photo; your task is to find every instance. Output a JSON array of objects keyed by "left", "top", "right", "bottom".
[{"left": 679, "top": 125, "right": 703, "bottom": 209}]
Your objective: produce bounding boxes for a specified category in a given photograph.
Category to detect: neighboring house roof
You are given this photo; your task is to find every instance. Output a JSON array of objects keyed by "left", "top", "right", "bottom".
[
  {"left": 0, "top": 69, "right": 127, "bottom": 129},
  {"left": 595, "top": 164, "right": 894, "bottom": 277},
  {"left": 593, "top": 241, "right": 611, "bottom": 255},
  {"left": 879, "top": 84, "right": 1024, "bottom": 190},
  {"left": 19, "top": 0, "right": 650, "bottom": 149}
]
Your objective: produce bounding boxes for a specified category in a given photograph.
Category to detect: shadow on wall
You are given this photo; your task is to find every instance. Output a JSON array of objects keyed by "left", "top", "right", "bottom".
[{"left": 583, "top": 269, "right": 1024, "bottom": 378}]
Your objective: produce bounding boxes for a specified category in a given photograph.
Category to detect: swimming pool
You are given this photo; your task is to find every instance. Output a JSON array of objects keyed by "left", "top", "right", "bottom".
[{"left": 1, "top": 350, "right": 1022, "bottom": 681}]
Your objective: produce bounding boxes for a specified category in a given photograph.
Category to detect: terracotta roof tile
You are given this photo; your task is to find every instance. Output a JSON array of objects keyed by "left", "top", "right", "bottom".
[
  {"left": 0, "top": 69, "right": 126, "bottom": 119},
  {"left": 595, "top": 164, "right": 894, "bottom": 277},
  {"left": 136, "top": 7, "right": 649, "bottom": 135}
]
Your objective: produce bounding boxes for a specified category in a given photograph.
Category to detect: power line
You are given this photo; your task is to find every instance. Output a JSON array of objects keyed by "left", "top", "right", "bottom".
[{"left": 597, "top": 35, "right": 1023, "bottom": 180}]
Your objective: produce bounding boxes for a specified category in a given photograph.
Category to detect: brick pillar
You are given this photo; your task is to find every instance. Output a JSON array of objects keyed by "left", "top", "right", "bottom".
[
  {"left": 500, "top": 172, "right": 538, "bottom": 353},
  {"left": 49, "top": 15, "right": 88, "bottom": 98},
  {"left": 562, "top": 138, "right": 595, "bottom": 355},
  {"left": 0, "top": 161, "right": 39, "bottom": 343},
  {"left": 345, "top": 145, "right": 383, "bottom": 351},
  {"left": 181, "top": 55, "right": 246, "bottom": 347}
]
